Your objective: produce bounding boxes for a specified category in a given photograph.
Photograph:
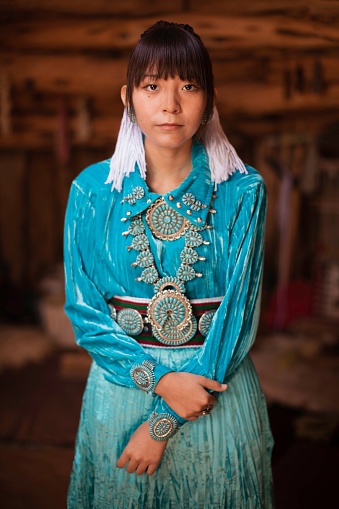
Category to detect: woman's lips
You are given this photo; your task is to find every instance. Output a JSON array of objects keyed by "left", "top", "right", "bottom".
[{"left": 157, "top": 124, "right": 183, "bottom": 131}]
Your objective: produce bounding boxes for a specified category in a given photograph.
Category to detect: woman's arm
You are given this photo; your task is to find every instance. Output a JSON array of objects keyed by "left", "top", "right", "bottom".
[
  {"left": 64, "top": 181, "right": 172, "bottom": 390},
  {"left": 149, "top": 174, "right": 267, "bottom": 423}
]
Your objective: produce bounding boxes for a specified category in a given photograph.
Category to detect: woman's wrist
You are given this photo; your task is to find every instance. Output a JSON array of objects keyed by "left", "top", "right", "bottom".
[
  {"left": 154, "top": 371, "right": 174, "bottom": 398},
  {"left": 130, "top": 361, "right": 172, "bottom": 395},
  {"left": 147, "top": 411, "right": 178, "bottom": 441}
]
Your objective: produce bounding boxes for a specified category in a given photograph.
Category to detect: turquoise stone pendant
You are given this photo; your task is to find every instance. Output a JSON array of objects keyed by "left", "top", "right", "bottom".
[{"left": 146, "top": 198, "right": 189, "bottom": 241}]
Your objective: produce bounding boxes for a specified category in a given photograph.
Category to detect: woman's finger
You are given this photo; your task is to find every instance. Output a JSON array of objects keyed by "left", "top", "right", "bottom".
[
  {"left": 147, "top": 462, "right": 159, "bottom": 475},
  {"left": 135, "top": 461, "right": 149, "bottom": 476},
  {"left": 208, "top": 394, "right": 217, "bottom": 405},
  {"left": 200, "top": 377, "right": 228, "bottom": 392},
  {"left": 186, "top": 414, "right": 199, "bottom": 421},
  {"left": 116, "top": 450, "right": 129, "bottom": 469},
  {"left": 195, "top": 403, "right": 215, "bottom": 417},
  {"left": 126, "top": 459, "right": 139, "bottom": 474}
]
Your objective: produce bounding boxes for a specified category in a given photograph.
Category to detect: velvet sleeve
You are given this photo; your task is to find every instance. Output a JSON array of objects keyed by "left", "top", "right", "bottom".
[
  {"left": 150, "top": 175, "right": 267, "bottom": 426},
  {"left": 64, "top": 182, "right": 172, "bottom": 391}
]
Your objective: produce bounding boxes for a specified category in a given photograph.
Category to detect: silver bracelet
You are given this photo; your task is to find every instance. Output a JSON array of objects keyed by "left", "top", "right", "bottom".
[
  {"left": 148, "top": 411, "right": 178, "bottom": 441},
  {"left": 130, "top": 360, "right": 156, "bottom": 393}
]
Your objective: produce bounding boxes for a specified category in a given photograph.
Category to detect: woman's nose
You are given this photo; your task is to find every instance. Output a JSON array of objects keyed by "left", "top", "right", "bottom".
[{"left": 162, "top": 91, "right": 181, "bottom": 113}]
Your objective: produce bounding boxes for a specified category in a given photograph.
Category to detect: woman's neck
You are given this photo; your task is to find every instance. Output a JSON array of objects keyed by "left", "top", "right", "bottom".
[{"left": 145, "top": 138, "right": 193, "bottom": 195}]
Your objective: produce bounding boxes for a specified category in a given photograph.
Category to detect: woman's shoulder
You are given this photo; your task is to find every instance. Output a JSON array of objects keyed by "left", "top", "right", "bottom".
[
  {"left": 214, "top": 165, "right": 266, "bottom": 220},
  {"left": 71, "top": 159, "right": 111, "bottom": 198},
  {"left": 217, "top": 164, "right": 266, "bottom": 198},
  {"left": 230, "top": 164, "right": 265, "bottom": 187}
]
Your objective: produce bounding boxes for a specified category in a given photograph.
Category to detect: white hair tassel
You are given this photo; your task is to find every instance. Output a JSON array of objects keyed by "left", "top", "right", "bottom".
[
  {"left": 106, "top": 108, "right": 146, "bottom": 192},
  {"left": 106, "top": 106, "right": 246, "bottom": 192},
  {"left": 202, "top": 107, "right": 247, "bottom": 189}
]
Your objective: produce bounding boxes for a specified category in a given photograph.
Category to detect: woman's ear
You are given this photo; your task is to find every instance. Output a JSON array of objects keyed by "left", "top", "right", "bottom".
[
  {"left": 213, "top": 87, "right": 218, "bottom": 106},
  {"left": 121, "top": 85, "right": 127, "bottom": 107}
]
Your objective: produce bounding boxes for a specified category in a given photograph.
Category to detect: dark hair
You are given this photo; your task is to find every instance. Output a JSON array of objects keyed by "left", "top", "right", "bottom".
[{"left": 126, "top": 21, "right": 214, "bottom": 122}]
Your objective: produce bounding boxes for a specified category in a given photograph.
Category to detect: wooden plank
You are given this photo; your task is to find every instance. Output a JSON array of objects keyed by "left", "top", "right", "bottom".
[
  {"left": 0, "top": 0, "right": 182, "bottom": 16},
  {"left": 217, "top": 82, "right": 339, "bottom": 116},
  {"left": 191, "top": 0, "right": 339, "bottom": 19},
  {"left": 1, "top": 15, "right": 338, "bottom": 54},
  {"left": 2, "top": 0, "right": 338, "bottom": 20},
  {"left": 0, "top": 55, "right": 127, "bottom": 95}
]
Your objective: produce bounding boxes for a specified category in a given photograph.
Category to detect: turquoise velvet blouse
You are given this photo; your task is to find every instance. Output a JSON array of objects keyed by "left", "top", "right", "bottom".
[{"left": 64, "top": 140, "right": 267, "bottom": 428}]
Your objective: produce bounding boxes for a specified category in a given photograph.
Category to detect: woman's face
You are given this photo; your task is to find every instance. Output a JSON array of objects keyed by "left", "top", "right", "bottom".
[{"left": 122, "top": 74, "right": 207, "bottom": 152}]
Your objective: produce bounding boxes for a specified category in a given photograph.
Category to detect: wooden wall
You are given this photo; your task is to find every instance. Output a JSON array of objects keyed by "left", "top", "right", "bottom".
[
  {"left": 1, "top": 0, "right": 339, "bottom": 320},
  {"left": 2, "top": 1, "right": 339, "bottom": 148}
]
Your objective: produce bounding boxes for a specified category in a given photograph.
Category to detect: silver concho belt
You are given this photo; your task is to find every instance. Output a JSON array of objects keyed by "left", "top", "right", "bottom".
[{"left": 108, "top": 295, "right": 222, "bottom": 348}]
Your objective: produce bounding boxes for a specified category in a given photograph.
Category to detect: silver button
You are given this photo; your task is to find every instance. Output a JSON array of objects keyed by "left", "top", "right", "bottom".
[
  {"left": 176, "top": 203, "right": 182, "bottom": 208},
  {"left": 168, "top": 195, "right": 174, "bottom": 201},
  {"left": 197, "top": 217, "right": 202, "bottom": 223},
  {"left": 126, "top": 211, "right": 131, "bottom": 216},
  {"left": 187, "top": 210, "right": 192, "bottom": 215}
]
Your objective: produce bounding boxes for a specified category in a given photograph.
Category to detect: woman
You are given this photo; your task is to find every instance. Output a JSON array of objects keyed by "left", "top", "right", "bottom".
[{"left": 64, "top": 21, "right": 274, "bottom": 508}]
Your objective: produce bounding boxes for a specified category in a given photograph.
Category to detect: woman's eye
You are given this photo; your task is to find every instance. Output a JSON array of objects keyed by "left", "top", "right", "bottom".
[
  {"left": 183, "top": 84, "right": 198, "bottom": 91},
  {"left": 144, "top": 84, "right": 158, "bottom": 91}
]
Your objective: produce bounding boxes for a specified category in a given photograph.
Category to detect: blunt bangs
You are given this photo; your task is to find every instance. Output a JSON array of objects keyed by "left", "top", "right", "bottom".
[{"left": 126, "top": 21, "right": 214, "bottom": 116}]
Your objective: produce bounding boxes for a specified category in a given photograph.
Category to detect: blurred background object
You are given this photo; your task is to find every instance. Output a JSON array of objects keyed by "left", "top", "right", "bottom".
[{"left": 0, "top": 1, "right": 339, "bottom": 508}]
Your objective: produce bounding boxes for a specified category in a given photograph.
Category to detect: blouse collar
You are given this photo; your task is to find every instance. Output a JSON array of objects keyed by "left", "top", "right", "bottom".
[{"left": 120, "top": 140, "right": 214, "bottom": 227}]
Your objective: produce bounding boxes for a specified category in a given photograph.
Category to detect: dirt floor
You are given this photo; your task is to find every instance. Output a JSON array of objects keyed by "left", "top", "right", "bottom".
[{"left": 0, "top": 350, "right": 339, "bottom": 509}]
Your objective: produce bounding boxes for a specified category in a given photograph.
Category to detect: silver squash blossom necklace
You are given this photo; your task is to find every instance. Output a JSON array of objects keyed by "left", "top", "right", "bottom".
[{"left": 122, "top": 191, "right": 216, "bottom": 346}]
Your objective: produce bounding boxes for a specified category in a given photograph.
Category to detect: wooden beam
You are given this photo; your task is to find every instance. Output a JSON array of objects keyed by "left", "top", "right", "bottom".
[
  {"left": 0, "top": 55, "right": 127, "bottom": 95},
  {"left": 217, "top": 82, "right": 339, "bottom": 116},
  {"left": 0, "top": 0, "right": 183, "bottom": 17},
  {"left": 1, "top": 15, "right": 338, "bottom": 54},
  {"left": 191, "top": 0, "right": 339, "bottom": 19},
  {"left": 1, "top": 0, "right": 338, "bottom": 20}
]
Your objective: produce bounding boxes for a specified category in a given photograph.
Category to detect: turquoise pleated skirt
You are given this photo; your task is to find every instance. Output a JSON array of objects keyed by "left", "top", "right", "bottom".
[{"left": 67, "top": 347, "right": 274, "bottom": 509}]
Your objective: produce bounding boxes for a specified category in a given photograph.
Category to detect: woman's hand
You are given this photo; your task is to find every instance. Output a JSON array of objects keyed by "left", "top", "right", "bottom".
[
  {"left": 116, "top": 421, "right": 167, "bottom": 475},
  {"left": 154, "top": 372, "right": 228, "bottom": 421}
]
